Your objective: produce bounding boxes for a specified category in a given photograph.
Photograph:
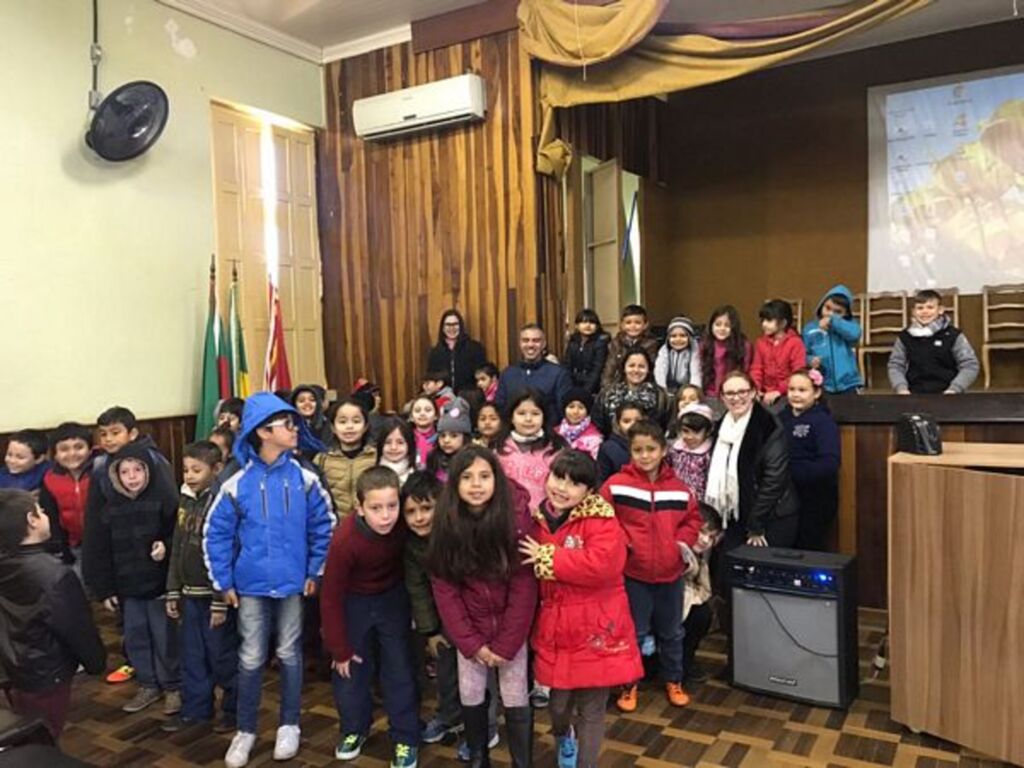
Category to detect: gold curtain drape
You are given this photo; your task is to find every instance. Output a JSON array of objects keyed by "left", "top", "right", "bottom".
[{"left": 520, "top": 0, "right": 934, "bottom": 177}]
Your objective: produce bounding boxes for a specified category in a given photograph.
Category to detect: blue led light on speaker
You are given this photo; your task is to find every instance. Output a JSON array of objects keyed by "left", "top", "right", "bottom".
[{"left": 814, "top": 572, "right": 832, "bottom": 583}]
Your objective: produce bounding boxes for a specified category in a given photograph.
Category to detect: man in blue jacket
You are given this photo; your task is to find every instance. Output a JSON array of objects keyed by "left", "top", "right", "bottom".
[
  {"left": 203, "top": 393, "right": 335, "bottom": 768},
  {"left": 496, "top": 323, "right": 573, "bottom": 426}
]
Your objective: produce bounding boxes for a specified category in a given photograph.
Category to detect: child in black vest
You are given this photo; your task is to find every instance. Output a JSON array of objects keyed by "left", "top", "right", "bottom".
[{"left": 888, "top": 290, "right": 979, "bottom": 394}]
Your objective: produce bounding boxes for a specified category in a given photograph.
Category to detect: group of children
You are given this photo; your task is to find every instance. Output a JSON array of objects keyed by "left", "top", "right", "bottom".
[{"left": 0, "top": 286, "right": 975, "bottom": 768}]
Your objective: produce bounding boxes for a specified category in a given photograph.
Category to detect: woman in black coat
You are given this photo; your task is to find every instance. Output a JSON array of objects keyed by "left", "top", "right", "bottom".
[{"left": 425, "top": 309, "right": 488, "bottom": 394}]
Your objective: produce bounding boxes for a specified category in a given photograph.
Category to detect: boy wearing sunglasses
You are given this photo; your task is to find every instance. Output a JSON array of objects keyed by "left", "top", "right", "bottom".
[{"left": 203, "top": 392, "right": 336, "bottom": 768}]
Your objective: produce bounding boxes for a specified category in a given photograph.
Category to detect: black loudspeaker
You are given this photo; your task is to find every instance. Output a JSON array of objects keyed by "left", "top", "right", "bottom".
[
  {"left": 727, "top": 546, "right": 858, "bottom": 709},
  {"left": 895, "top": 413, "right": 942, "bottom": 455}
]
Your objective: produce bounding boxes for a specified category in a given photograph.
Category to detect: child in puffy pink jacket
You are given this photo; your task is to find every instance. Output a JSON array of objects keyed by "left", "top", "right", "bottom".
[
  {"left": 495, "top": 389, "right": 568, "bottom": 511},
  {"left": 555, "top": 389, "right": 603, "bottom": 460}
]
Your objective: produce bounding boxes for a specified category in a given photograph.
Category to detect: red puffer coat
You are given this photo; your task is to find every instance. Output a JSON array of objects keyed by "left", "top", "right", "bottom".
[
  {"left": 600, "top": 461, "right": 702, "bottom": 584},
  {"left": 529, "top": 494, "right": 643, "bottom": 690},
  {"left": 431, "top": 483, "right": 539, "bottom": 661}
]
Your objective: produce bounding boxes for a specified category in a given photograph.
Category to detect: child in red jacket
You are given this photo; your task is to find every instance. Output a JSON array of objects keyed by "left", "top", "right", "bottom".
[
  {"left": 520, "top": 450, "right": 642, "bottom": 768},
  {"left": 600, "top": 420, "right": 702, "bottom": 713},
  {"left": 428, "top": 445, "right": 538, "bottom": 768},
  {"left": 751, "top": 299, "right": 807, "bottom": 407}
]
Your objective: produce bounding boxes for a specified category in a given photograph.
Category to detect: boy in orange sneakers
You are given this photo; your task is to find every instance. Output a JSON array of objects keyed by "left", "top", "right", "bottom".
[{"left": 600, "top": 420, "right": 702, "bottom": 712}]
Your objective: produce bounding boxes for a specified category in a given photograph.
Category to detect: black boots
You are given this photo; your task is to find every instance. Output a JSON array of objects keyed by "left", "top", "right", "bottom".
[
  {"left": 503, "top": 705, "right": 533, "bottom": 768},
  {"left": 462, "top": 701, "right": 491, "bottom": 768}
]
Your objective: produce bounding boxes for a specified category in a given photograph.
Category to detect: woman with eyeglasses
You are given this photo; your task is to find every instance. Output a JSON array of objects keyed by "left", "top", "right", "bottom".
[
  {"left": 706, "top": 369, "right": 799, "bottom": 550},
  {"left": 426, "top": 310, "right": 488, "bottom": 395}
]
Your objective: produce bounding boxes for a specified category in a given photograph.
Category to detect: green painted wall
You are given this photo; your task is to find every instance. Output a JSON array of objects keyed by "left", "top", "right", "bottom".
[{"left": 0, "top": 0, "right": 323, "bottom": 430}]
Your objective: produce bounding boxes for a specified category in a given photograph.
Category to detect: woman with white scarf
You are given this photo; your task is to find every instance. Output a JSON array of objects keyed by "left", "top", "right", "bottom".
[{"left": 706, "top": 370, "right": 799, "bottom": 549}]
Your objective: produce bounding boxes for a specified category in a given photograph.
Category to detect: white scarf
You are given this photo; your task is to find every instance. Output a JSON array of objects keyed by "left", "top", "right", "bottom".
[
  {"left": 379, "top": 456, "right": 410, "bottom": 479},
  {"left": 705, "top": 408, "right": 753, "bottom": 528}
]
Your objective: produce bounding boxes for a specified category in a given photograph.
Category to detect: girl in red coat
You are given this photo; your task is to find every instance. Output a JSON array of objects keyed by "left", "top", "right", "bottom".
[
  {"left": 428, "top": 445, "right": 538, "bottom": 768},
  {"left": 519, "top": 450, "right": 642, "bottom": 768}
]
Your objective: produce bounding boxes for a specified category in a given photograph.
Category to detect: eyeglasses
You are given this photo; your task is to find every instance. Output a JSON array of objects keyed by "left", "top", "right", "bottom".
[
  {"left": 263, "top": 417, "right": 298, "bottom": 430},
  {"left": 721, "top": 388, "right": 753, "bottom": 400},
  {"left": 443, "top": 321, "right": 461, "bottom": 328}
]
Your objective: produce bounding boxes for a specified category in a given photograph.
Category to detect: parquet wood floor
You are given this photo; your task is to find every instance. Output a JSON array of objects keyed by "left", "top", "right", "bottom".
[{"left": 46, "top": 608, "right": 1013, "bottom": 767}]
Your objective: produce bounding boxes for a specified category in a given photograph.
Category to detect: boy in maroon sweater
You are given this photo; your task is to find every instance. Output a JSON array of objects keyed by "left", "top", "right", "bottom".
[{"left": 320, "top": 467, "right": 420, "bottom": 768}]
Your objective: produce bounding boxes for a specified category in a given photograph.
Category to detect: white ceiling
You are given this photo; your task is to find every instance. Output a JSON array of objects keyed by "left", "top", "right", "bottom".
[{"left": 158, "top": 0, "right": 1020, "bottom": 64}]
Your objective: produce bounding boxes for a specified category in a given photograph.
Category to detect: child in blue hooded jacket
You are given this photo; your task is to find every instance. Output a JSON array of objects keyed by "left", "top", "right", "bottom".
[
  {"left": 203, "top": 393, "right": 336, "bottom": 768},
  {"left": 802, "top": 285, "right": 863, "bottom": 394}
]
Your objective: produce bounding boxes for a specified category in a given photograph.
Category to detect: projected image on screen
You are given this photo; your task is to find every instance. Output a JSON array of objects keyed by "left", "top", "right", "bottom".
[{"left": 868, "top": 68, "right": 1024, "bottom": 293}]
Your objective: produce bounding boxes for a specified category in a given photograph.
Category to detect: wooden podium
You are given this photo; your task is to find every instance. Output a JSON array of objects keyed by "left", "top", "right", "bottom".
[{"left": 888, "top": 443, "right": 1024, "bottom": 766}]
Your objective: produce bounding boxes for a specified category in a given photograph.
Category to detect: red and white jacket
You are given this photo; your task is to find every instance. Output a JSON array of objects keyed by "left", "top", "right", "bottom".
[{"left": 600, "top": 461, "right": 702, "bottom": 584}]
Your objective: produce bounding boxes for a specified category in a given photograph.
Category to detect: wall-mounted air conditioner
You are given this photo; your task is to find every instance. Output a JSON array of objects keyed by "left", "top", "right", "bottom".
[{"left": 352, "top": 73, "right": 487, "bottom": 140}]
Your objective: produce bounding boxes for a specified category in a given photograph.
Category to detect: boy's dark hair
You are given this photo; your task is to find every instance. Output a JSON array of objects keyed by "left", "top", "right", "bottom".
[
  {"left": 325, "top": 398, "right": 371, "bottom": 448},
  {"left": 548, "top": 449, "right": 598, "bottom": 490},
  {"left": 475, "top": 362, "right": 500, "bottom": 379},
  {"left": 218, "top": 397, "right": 245, "bottom": 418},
  {"left": 0, "top": 489, "right": 35, "bottom": 555},
  {"left": 699, "top": 502, "right": 723, "bottom": 532},
  {"left": 375, "top": 416, "right": 416, "bottom": 466},
  {"left": 50, "top": 422, "right": 93, "bottom": 450},
  {"left": 210, "top": 424, "right": 236, "bottom": 451},
  {"left": 626, "top": 419, "right": 667, "bottom": 448},
  {"left": 678, "top": 411, "right": 714, "bottom": 434},
  {"left": 495, "top": 388, "right": 568, "bottom": 456},
  {"left": 427, "top": 445, "right": 518, "bottom": 583},
  {"left": 356, "top": 465, "right": 401, "bottom": 504},
  {"left": 615, "top": 403, "right": 645, "bottom": 423},
  {"left": 620, "top": 304, "right": 648, "bottom": 321},
  {"left": 759, "top": 299, "right": 794, "bottom": 328},
  {"left": 914, "top": 289, "right": 942, "bottom": 304},
  {"left": 10, "top": 430, "right": 48, "bottom": 459},
  {"left": 97, "top": 406, "right": 137, "bottom": 430},
  {"left": 700, "top": 305, "right": 748, "bottom": 388},
  {"left": 820, "top": 292, "right": 851, "bottom": 317},
  {"left": 401, "top": 471, "right": 442, "bottom": 508},
  {"left": 423, "top": 370, "right": 450, "bottom": 386},
  {"left": 183, "top": 440, "right": 223, "bottom": 468}
]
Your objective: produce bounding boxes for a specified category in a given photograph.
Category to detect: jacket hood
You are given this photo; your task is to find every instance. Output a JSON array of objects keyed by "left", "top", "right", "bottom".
[
  {"left": 815, "top": 284, "right": 855, "bottom": 317},
  {"left": 291, "top": 384, "right": 326, "bottom": 409},
  {"left": 108, "top": 443, "right": 156, "bottom": 499},
  {"left": 235, "top": 392, "right": 326, "bottom": 466}
]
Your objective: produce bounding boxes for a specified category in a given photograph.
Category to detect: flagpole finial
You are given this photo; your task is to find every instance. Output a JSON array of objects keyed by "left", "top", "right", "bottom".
[
  {"left": 232, "top": 263, "right": 239, "bottom": 282},
  {"left": 209, "top": 253, "right": 216, "bottom": 278}
]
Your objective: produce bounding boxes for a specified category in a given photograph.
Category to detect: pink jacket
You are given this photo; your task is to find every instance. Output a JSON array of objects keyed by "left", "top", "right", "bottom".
[
  {"left": 751, "top": 329, "right": 807, "bottom": 396},
  {"left": 555, "top": 420, "right": 603, "bottom": 460},
  {"left": 497, "top": 439, "right": 559, "bottom": 511}
]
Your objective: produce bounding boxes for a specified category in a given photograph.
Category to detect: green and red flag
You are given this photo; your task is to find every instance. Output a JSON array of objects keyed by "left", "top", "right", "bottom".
[{"left": 196, "top": 256, "right": 230, "bottom": 439}]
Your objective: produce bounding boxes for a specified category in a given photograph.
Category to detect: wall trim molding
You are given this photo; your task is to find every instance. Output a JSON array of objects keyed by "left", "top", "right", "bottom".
[{"left": 322, "top": 25, "right": 413, "bottom": 63}]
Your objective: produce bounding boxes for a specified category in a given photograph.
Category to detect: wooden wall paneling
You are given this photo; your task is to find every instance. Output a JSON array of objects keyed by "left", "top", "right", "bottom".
[
  {"left": 854, "top": 424, "right": 892, "bottom": 608},
  {"left": 319, "top": 31, "right": 540, "bottom": 410},
  {"left": 838, "top": 425, "right": 858, "bottom": 555}
]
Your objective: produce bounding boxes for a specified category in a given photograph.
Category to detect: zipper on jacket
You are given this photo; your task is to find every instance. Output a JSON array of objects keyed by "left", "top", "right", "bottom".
[
  {"left": 260, "top": 479, "right": 269, "bottom": 520},
  {"left": 284, "top": 478, "right": 291, "bottom": 516}
]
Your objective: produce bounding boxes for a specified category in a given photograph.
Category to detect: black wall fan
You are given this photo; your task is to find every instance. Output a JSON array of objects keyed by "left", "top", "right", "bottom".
[{"left": 85, "top": 0, "right": 169, "bottom": 161}]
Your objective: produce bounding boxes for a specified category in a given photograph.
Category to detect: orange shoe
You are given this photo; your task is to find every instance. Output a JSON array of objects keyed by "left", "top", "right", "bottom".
[
  {"left": 666, "top": 682, "right": 691, "bottom": 707},
  {"left": 105, "top": 665, "right": 135, "bottom": 684},
  {"left": 616, "top": 684, "right": 638, "bottom": 713}
]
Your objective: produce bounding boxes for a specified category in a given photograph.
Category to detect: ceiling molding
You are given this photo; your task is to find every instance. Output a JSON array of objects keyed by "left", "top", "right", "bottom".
[
  {"left": 322, "top": 25, "right": 413, "bottom": 63},
  {"left": 154, "top": 0, "right": 324, "bottom": 63}
]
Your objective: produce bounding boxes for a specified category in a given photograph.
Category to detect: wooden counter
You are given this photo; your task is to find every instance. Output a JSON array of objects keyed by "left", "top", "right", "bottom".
[
  {"left": 831, "top": 394, "right": 1024, "bottom": 608},
  {"left": 888, "top": 444, "right": 1024, "bottom": 765}
]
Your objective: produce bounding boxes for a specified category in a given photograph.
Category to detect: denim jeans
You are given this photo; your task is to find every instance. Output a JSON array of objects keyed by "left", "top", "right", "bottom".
[
  {"left": 122, "top": 596, "right": 180, "bottom": 691},
  {"left": 236, "top": 595, "right": 303, "bottom": 733},
  {"left": 180, "top": 597, "right": 238, "bottom": 721},
  {"left": 624, "top": 577, "right": 684, "bottom": 683}
]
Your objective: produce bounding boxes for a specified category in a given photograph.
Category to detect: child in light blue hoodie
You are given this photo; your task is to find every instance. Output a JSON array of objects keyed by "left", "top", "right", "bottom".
[{"left": 802, "top": 285, "right": 863, "bottom": 394}]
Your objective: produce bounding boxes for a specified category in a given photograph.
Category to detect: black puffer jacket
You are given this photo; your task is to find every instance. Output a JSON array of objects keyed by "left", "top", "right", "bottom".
[
  {"left": 82, "top": 444, "right": 178, "bottom": 601},
  {"left": 0, "top": 544, "right": 106, "bottom": 691},
  {"left": 426, "top": 336, "right": 488, "bottom": 394},
  {"left": 714, "top": 403, "right": 799, "bottom": 538},
  {"left": 562, "top": 333, "right": 609, "bottom": 395}
]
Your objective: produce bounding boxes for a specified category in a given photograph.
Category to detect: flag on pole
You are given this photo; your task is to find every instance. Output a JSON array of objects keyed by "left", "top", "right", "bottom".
[
  {"left": 227, "top": 268, "right": 252, "bottom": 398},
  {"left": 263, "top": 279, "right": 292, "bottom": 392},
  {"left": 196, "top": 256, "right": 230, "bottom": 439}
]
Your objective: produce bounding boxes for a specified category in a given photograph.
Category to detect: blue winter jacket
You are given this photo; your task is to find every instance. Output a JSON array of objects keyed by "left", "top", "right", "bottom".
[
  {"left": 203, "top": 393, "right": 335, "bottom": 598},
  {"left": 801, "top": 284, "right": 863, "bottom": 393}
]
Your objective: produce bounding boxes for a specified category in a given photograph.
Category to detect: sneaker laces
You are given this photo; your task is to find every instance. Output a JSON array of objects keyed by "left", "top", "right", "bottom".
[{"left": 395, "top": 744, "right": 411, "bottom": 758}]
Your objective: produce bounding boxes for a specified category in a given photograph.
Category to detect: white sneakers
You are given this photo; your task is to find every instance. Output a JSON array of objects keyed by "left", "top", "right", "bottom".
[
  {"left": 223, "top": 725, "right": 300, "bottom": 766},
  {"left": 224, "top": 732, "right": 256, "bottom": 768},
  {"left": 273, "top": 725, "right": 301, "bottom": 761}
]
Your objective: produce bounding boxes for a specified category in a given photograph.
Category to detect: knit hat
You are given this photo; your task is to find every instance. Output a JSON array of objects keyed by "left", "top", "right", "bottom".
[
  {"left": 351, "top": 377, "right": 379, "bottom": 395},
  {"left": 667, "top": 316, "right": 696, "bottom": 338},
  {"left": 679, "top": 403, "right": 714, "bottom": 422},
  {"left": 437, "top": 397, "right": 473, "bottom": 435},
  {"left": 563, "top": 388, "right": 593, "bottom": 414}
]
